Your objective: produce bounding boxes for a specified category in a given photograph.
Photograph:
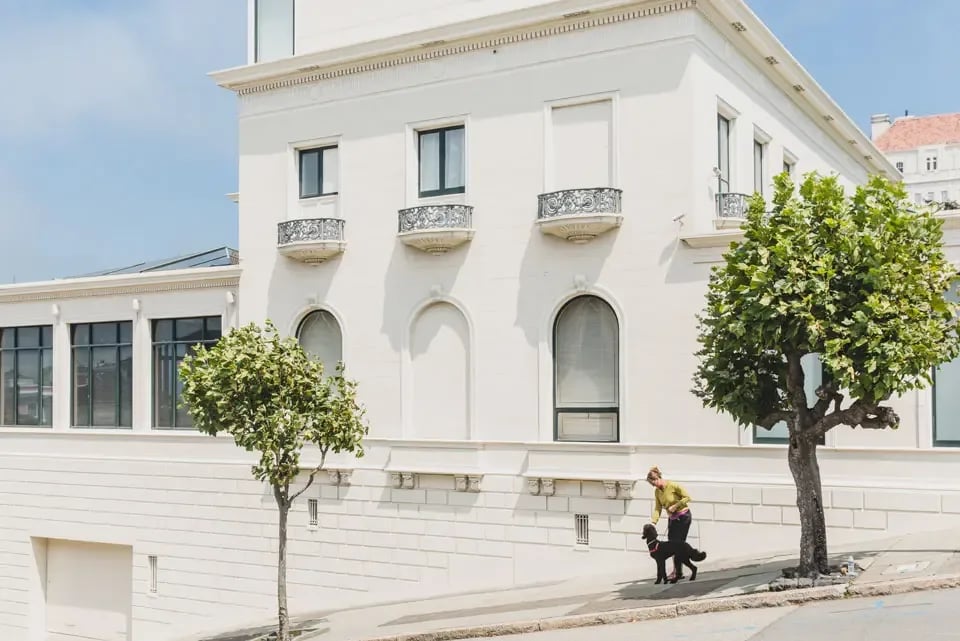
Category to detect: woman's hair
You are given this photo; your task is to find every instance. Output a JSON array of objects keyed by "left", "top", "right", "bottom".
[{"left": 646, "top": 466, "right": 662, "bottom": 482}]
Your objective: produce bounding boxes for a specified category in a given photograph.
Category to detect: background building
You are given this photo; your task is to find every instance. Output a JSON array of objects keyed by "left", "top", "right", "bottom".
[
  {"left": 2, "top": 2, "right": 960, "bottom": 641},
  {"left": 872, "top": 111, "right": 960, "bottom": 207}
]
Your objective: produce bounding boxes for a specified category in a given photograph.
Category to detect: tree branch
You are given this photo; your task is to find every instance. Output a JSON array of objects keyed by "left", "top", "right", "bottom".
[
  {"left": 757, "top": 411, "right": 792, "bottom": 429},
  {"left": 289, "top": 449, "right": 328, "bottom": 504},
  {"left": 810, "top": 380, "right": 843, "bottom": 422},
  {"left": 806, "top": 400, "right": 899, "bottom": 440}
]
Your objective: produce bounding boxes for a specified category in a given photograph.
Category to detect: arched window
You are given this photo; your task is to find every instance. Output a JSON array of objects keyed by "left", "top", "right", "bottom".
[
  {"left": 553, "top": 295, "right": 619, "bottom": 442},
  {"left": 297, "top": 310, "right": 343, "bottom": 372}
]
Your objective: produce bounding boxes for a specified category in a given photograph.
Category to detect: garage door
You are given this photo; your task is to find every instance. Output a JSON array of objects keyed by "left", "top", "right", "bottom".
[{"left": 46, "top": 539, "right": 132, "bottom": 641}]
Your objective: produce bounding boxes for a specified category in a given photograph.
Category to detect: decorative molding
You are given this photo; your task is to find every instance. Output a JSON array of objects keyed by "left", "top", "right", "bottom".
[
  {"left": 454, "top": 474, "right": 483, "bottom": 493},
  {"left": 220, "top": 1, "right": 700, "bottom": 96},
  {"left": 0, "top": 269, "right": 241, "bottom": 304}
]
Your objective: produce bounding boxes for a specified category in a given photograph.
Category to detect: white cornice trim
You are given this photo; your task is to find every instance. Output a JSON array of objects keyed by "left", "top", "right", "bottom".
[
  {"left": 0, "top": 265, "right": 242, "bottom": 304},
  {"left": 698, "top": 0, "right": 898, "bottom": 179},
  {"left": 211, "top": 0, "right": 697, "bottom": 94}
]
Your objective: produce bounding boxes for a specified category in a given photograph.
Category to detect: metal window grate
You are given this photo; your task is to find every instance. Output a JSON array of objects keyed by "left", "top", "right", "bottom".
[
  {"left": 575, "top": 514, "right": 589, "bottom": 546},
  {"left": 308, "top": 499, "right": 319, "bottom": 527},
  {"left": 148, "top": 556, "right": 158, "bottom": 594}
]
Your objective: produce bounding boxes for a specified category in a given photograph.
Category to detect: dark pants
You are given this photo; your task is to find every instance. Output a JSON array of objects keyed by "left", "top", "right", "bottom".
[{"left": 667, "top": 510, "right": 692, "bottom": 576}]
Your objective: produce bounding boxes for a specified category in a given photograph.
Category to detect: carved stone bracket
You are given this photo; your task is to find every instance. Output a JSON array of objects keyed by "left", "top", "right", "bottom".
[
  {"left": 526, "top": 477, "right": 636, "bottom": 500},
  {"left": 326, "top": 469, "right": 353, "bottom": 486},
  {"left": 454, "top": 474, "right": 483, "bottom": 493}
]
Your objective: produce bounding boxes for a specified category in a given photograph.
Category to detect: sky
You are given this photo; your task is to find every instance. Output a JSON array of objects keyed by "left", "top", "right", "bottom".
[{"left": 0, "top": 0, "right": 957, "bottom": 283}]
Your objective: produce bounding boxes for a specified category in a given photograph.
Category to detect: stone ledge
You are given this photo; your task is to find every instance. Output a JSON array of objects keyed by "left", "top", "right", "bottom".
[{"left": 343, "top": 574, "right": 960, "bottom": 641}]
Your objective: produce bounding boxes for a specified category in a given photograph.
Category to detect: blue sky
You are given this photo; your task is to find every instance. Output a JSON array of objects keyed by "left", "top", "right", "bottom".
[{"left": 0, "top": 0, "right": 956, "bottom": 283}]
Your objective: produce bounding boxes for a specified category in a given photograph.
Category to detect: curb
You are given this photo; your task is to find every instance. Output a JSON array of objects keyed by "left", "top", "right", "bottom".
[{"left": 349, "top": 574, "right": 960, "bottom": 641}]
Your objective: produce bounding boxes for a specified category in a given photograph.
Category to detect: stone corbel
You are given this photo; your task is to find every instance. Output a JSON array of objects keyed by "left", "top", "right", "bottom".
[
  {"left": 391, "top": 472, "right": 416, "bottom": 489},
  {"left": 615, "top": 480, "right": 636, "bottom": 500},
  {"left": 326, "top": 469, "right": 353, "bottom": 486},
  {"left": 526, "top": 477, "right": 556, "bottom": 496},
  {"left": 453, "top": 474, "right": 484, "bottom": 492},
  {"left": 467, "top": 475, "right": 482, "bottom": 493}
]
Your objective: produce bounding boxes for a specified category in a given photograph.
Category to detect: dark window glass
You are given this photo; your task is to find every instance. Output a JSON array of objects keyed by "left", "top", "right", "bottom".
[
  {"left": 298, "top": 146, "right": 338, "bottom": 198},
  {"left": 418, "top": 126, "right": 466, "bottom": 197},
  {"left": 71, "top": 321, "right": 132, "bottom": 428},
  {"left": 152, "top": 316, "right": 222, "bottom": 429},
  {"left": 553, "top": 296, "right": 619, "bottom": 443},
  {"left": 0, "top": 326, "right": 54, "bottom": 427}
]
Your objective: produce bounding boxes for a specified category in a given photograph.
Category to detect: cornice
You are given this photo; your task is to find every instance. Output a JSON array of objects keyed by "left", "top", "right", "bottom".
[
  {"left": 212, "top": 0, "right": 697, "bottom": 95},
  {"left": 0, "top": 266, "right": 242, "bottom": 304}
]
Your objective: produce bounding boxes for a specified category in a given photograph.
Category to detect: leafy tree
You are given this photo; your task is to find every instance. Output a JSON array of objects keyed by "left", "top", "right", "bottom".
[
  {"left": 694, "top": 173, "right": 959, "bottom": 576},
  {"left": 180, "top": 321, "right": 367, "bottom": 641}
]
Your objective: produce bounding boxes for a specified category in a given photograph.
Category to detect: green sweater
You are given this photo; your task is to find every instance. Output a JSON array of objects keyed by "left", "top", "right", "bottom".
[{"left": 652, "top": 480, "right": 691, "bottom": 524}]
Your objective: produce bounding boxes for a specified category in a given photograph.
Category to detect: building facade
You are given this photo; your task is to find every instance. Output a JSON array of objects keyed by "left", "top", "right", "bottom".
[
  {"left": 872, "top": 111, "right": 960, "bottom": 207},
  {"left": 3, "top": 2, "right": 960, "bottom": 641}
]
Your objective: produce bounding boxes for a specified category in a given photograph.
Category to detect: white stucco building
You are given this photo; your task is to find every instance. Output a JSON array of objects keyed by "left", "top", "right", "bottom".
[
  {"left": 872, "top": 111, "right": 960, "bottom": 207},
  {"left": 3, "top": 2, "right": 960, "bottom": 640}
]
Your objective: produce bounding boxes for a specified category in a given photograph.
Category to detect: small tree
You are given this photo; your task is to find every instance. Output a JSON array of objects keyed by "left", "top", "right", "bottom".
[
  {"left": 179, "top": 321, "right": 367, "bottom": 641},
  {"left": 694, "top": 173, "right": 959, "bottom": 576}
]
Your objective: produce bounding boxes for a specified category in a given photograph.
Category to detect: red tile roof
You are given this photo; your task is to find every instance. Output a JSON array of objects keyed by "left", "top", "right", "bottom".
[{"left": 875, "top": 113, "right": 960, "bottom": 152}]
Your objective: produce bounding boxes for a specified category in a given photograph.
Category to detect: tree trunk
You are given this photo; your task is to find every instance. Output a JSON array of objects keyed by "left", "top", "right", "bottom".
[
  {"left": 274, "top": 485, "right": 290, "bottom": 641},
  {"left": 788, "top": 436, "right": 828, "bottom": 577}
]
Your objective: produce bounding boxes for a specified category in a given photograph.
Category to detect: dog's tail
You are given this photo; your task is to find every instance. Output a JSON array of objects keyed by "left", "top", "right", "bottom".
[{"left": 691, "top": 549, "right": 707, "bottom": 562}]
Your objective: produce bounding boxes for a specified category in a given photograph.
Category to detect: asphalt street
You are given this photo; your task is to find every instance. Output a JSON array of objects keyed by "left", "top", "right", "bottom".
[{"left": 463, "top": 587, "right": 960, "bottom": 641}]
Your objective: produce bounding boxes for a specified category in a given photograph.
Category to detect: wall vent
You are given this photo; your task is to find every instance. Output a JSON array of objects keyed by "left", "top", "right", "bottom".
[
  {"left": 575, "top": 514, "right": 590, "bottom": 546},
  {"left": 148, "top": 555, "right": 158, "bottom": 594},
  {"left": 308, "top": 499, "right": 319, "bottom": 527}
]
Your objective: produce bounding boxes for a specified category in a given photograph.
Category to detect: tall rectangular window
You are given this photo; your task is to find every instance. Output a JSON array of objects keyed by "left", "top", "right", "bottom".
[
  {"left": 72, "top": 322, "right": 132, "bottom": 428},
  {"left": 551, "top": 99, "right": 613, "bottom": 191},
  {"left": 896, "top": 161, "right": 904, "bottom": 173},
  {"left": 153, "top": 317, "right": 222, "bottom": 429},
  {"left": 926, "top": 155, "right": 938, "bottom": 171},
  {"left": 933, "top": 288, "right": 960, "bottom": 447},
  {"left": 753, "top": 139, "right": 766, "bottom": 194},
  {"left": 299, "top": 146, "right": 338, "bottom": 198},
  {"left": 754, "top": 354, "right": 824, "bottom": 444},
  {"left": 0, "top": 326, "right": 53, "bottom": 426},
  {"left": 255, "top": 0, "right": 294, "bottom": 63},
  {"left": 418, "top": 125, "right": 465, "bottom": 197},
  {"left": 717, "top": 115, "right": 731, "bottom": 193}
]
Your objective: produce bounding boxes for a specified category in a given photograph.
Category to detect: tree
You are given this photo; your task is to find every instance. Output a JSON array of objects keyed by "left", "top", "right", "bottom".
[
  {"left": 179, "top": 321, "right": 367, "bottom": 641},
  {"left": 693, "top": 173, "right": 959, "bottom": 576}
]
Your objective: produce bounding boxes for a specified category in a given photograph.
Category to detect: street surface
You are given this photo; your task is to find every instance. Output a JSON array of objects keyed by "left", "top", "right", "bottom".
[{"left": 463, "top": 587, "right": 960, "bottom": 641}]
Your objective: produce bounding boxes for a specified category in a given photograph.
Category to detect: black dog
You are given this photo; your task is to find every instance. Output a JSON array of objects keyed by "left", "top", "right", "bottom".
[{"left": 642, "top": 523, "right": 707, "bottom": 584}]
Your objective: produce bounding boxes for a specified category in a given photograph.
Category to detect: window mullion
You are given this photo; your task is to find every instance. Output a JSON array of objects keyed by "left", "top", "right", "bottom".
[
  {"left": 438, "top": 129, "right": 447, "bottom": 191},
  {"left": 12, "top": 348, "right": 18, "bottom": 426}
]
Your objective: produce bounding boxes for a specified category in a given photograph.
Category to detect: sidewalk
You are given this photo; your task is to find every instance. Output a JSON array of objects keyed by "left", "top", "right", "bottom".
[{"left": 198, "top": 529, "right": 960, "bottom": 641}]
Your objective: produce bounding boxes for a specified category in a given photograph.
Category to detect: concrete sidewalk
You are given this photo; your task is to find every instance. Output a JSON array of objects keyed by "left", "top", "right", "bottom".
[{"left": 197, "top": 529, "right": 960, "bottom": 641}]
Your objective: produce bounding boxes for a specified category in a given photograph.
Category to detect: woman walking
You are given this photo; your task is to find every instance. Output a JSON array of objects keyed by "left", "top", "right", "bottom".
[{"left": 647, "top": 466, "right": 693, "bottom": 581}]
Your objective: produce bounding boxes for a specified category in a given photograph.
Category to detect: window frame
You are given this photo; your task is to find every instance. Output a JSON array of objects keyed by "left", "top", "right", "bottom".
[
  {"left": 71, "top": 321, "right": 133, "bottom": 429},
  {"left": 298, "top": 145, "right": 338, "bottom": 199},
  {"left": 254, "top": 0, "right": 295, "bottom": 63},
  {"left": 552, "top": 295, "right": 620, "bottom": 443},
  {"left": 896, "top": 161, "right": 904, "bottom": 173},
  {"left": 717, "top": 114, "right": 731, "bottom": 193},
  {"left": 417, "top": 125, "right": 466, "bottom": 198},
  {"left": 753, "top": 139, "right": 766, "bottom": 195},
  {"left": 926, "top": 155, "right": 938, "bottom": 172},
  {"left": 151, "top": 316, "right": 223, "bottom": 430},
  {"left": 0, "top": 326, "right": 53, "bottom": 427},
  {"left": 295, "top": 309, "right": 343, "bottom": 369},
  {"left": 931, "top": 366, "right": 960, "bottom": 447}
]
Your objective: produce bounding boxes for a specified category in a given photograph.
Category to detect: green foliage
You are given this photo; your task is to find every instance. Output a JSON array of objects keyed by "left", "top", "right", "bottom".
[
  {"left": 694, "top": 173, "right": 960, "bottom": 431},
  {"left": 179, "top": 320, "right": 367, "bottom": 490}
]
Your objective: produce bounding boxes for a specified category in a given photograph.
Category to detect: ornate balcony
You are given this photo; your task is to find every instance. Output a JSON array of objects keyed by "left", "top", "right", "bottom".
[
  {"left": 715, "top": 192, "right": 751, "bottom": 229},
  {"left": 536, "top": 187, "right": 623, "bottom": 243},
  {"left": 397, "top": 204, "right": 475, "bottom": 254},
  {"left": 277, "top": 218, "right": 346, "bottom": 264}
]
